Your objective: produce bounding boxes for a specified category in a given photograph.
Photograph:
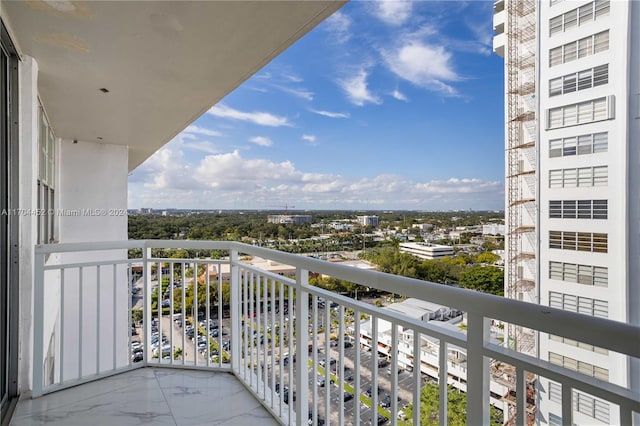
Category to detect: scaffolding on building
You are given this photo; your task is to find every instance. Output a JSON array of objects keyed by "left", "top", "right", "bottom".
[{"left": 502, "top": 0, "right": 537, "bottom": 423}]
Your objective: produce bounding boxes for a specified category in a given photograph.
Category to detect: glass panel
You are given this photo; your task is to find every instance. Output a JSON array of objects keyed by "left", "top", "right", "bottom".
[
  {"left": 593, "top": 31, "right": 609, "bottom": 53},
  {"left": 578, "top": 36, "right": 593, "bottom": 58},
  {"left": 564, "top": 104, "right": 578, "bottom": 126},
  {"left": 549, "top": 108, "right": 563, "bottom": 128},
  {"left": 578, "top": 3, "right": 594, "bottom": 24},
  {"left": 592, "top": 132, "right": 608, "bottom": 152},
  {"left": 577, "top": 134, "right": 592, "bottom": 155},
  {"left": 592, "top": 233, "right": 608, "bottom": 253},
  {"left": 563, "top": 168, "right": 577, "bottom": 187},
  {"left": 577, "top": 200, "right": 591, "bottom": 218},
  {"left": 563, "top": 9, "right": 577, "bottom": 30},
  {"left": 577, "top": 102, "right": 593, "bottom": 123},
  {"left": 563, "top": 199, "right": 576, "bottom": 218},
  {"left": 593, "top": 98, "right": 607, "bottom": 120},
  {"left": 563, "top": 137, "right": 577, "bottom": 156},
  {"left": 550, "top": 15, "right": 563, "bottom": 35},
  {"left": 549, "top": 138, "right": 562, "bottom": 157},
  {"left": 550, "top": 46, "right": 563, "bottom": 66},
  {"left": 593, "top": 166, "right": 608, "bottom": 186},
  {"left": 563, "top": 73, "right": 577, "bottom": 93},
  {"left": 593, "top": 64, "right": 608, "bottom": 86},
  {"left": 549, "top": 77, "right": 562, "bottom": 96},
  {"left": 577, "top": 167, "right": 592, "bottom": 187},
  {"left": 564, "top": 42, "right": 577, "bottom": 62},
  {"left": 577, "top": 70, "right": 593, "bottom": 90},
  {"left": 594, "top": 0, "right": 610, "bottom": 18}
]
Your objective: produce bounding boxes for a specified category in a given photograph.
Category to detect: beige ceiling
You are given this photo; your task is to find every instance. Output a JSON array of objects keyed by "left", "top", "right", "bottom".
[{"left": 3, "top": 0, "right": 345, "bottom": 171}]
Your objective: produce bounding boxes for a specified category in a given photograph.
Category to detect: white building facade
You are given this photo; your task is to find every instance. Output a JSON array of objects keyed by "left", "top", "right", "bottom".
[{"left": 494, "top": 1, "right": 640, "bottom": 425}]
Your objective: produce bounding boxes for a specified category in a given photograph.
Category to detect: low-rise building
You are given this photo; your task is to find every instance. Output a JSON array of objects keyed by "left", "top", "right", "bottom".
[
  {"left": 357, "top": 299, "right": 509, "bottom": 413},
  {"left": 267, "top": 214, "right": 312, "bottom": 225},
  {"left": 399, "top": 242, "right": 454, "bottom": 260}
]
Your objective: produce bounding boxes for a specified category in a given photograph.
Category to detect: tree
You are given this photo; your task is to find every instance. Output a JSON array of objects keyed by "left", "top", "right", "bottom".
[
  {"left": 404, "top": 383, "right": 503, "bottom": 426},
  {"left": 459, "top": 265, "right": 504, "bottom": 296},
  {"left": 475, "top": 252, "right": 500, "bottom": 265}
]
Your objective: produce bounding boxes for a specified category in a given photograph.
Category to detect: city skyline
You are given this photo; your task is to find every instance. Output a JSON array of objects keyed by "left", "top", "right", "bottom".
[{"left": 128, "top": 0, "right": 506, "bottom": 211}]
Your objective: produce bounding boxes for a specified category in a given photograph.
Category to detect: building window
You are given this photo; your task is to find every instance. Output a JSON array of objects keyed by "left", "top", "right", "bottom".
[
  {"left": 549, "top": 0, "right": 609, "bottom": 36},
  {"left": 550, "top": 132, "right": 608, "bottom": 157},
  {"left": 548, "top": 166, "right": 608, "bottom": 187},
  {"left": 549, "top": 291, "right": 608, "bottom": 318},
  {"left": 547, "top": 97, "right": 612, "bottom": 129},
  {"left": 549, "top": 65, "right": 608, "bottom": 97},
  {"left": 548, "top": 231, "right": 608, "bottom": 253},
  {"left": 549, "top": 199, "right": 607, "bottom": 219},
  {"left": 549, "top": 30, "right": 609, "bottom": 67},
  {"left": 549, "top": 352, "right": 609, "bottom": 380},
  {"left": 549, "top": 413, "right": 562, "bottom": 426},
  {"left": 548, "top": 382, "right": 611, "bottom": 422},
  {"left": 38, "top": 105, "right": 56, "bottom": 244}
]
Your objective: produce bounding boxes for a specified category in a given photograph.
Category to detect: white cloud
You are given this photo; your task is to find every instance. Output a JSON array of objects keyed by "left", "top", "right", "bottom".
[
  {"left": 372, "top": 0, "right": 413, "bottom": 26},
  {"left": 324, "top": 11, "right": 351, "bottom": 44},
  {"left": 339, "top": 69, "right": 382, "bottom": 106},
  {"left": 309, "top": 109, "right": 351, "bottom": 119},
  {"left": 392, "top": 89, "right": 408, "bottom": 102},
  {"left": 284, "top": 74, "right": 304, "bottom": 83},
  {"left": 272, "top": 84, "right": 314, "bottom": 101},
  {"left": 208, "top": 104, "right": 292, "bottom": 127},
  {"left": 129, "top": 148, "right": 503, "bottom": 210},
  {"left": 382, "top": 41, "right": 459, "bottom": 95},
  {"left": 301, "top": 134, "right": 317, "bottom": 146},
  {"left": 183, "top": 141, "right": 219, "bottom": 154},
  {"left": 249, "top": 136, "right": 273, "bottom": 147},
  {"left": 183, "top": 125, "right": 222, "bottom": 137}
]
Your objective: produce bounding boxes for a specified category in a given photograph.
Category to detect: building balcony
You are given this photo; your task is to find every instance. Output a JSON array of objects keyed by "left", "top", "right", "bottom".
[{"left": 13, "top": 240, "right": 640, "bottom": 425}]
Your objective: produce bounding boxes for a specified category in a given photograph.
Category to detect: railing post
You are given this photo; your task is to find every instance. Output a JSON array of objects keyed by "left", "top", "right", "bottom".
[
  {"left": 230, "top": 249, "right": 240, "bottom": 374},
  {"left": 295, "top": 267, "right": 309, "bottom": 426},
  {"left": 142, "top": 245, "right": 152, "bottom": 365},
  {"left": 32, "top": 249, "right": 46, "bottom": 398},
  {"left": 466, "top": 313, "right": 490, "bottom": 425}
]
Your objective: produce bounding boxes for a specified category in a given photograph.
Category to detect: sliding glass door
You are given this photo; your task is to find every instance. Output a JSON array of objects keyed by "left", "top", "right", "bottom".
[{"left": 1, "top": 19, "right": 19, "bottom": 424}]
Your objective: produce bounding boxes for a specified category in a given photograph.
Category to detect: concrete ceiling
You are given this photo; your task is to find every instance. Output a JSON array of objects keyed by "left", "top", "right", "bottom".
[{"left": 3, "top": 0, "right": 345, "bottom": 171}]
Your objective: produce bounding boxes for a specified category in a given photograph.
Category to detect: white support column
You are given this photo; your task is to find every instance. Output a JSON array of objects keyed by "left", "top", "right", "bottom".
[
  {"left": 230, "top": 250, "right": 240, "bottom": 374},
  {"left": 294, "top": 268, "right": 309, "bottom": 426},
  {"left": 142, "top": 247, "right": 152, "bottom": 365},
  {"left": 466, "top": 313, "right": 490, "bottom": 425},
  {"left": 32, "top": 250, "right": 46, "bottom": 398}
]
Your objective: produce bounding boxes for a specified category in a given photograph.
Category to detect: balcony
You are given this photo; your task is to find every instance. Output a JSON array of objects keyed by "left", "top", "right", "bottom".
[{"left": 17, "top": 241, "right": 640, "bottom": 425}]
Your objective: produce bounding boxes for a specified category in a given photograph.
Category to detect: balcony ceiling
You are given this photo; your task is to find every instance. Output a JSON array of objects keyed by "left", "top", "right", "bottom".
[{"left": 3, "top": 0, "right": 345, "bottom": 171}]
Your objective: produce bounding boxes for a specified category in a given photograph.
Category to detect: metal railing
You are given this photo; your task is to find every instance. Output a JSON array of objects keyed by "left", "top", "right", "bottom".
[{"left": 33, "top": 240, "right": 640, "bottom": 425}]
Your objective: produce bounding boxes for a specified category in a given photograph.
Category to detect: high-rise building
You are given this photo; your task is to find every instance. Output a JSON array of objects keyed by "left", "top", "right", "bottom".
[
  {"left": 357, "top": 215, "right": 379, "bottom": 227},
  {"left": 494, "top": 1, "right": 640, "bottom": 424}
]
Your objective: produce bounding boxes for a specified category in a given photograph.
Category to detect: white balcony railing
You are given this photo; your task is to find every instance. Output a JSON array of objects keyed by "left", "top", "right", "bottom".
[{"left": 33, "top": 240, "right": 640, "bottom": 425}]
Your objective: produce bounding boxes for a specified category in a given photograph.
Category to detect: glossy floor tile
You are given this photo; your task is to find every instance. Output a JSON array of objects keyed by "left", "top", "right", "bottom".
[{"left": 10, "top": 368, "right": 279, "bottom": 425}]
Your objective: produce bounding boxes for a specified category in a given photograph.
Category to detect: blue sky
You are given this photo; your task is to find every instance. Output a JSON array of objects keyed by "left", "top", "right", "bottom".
[{"left": 129, "top": 0, "right": 505, "bottom": 211}]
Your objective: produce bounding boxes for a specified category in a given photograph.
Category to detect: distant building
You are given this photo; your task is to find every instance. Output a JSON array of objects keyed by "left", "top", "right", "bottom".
[
  {"left": 399, "top": 242, "right": 454, "bottom": 260},
  {"left": 329, "top": 221, "right": 353, "bottom": 231},
  {"left": 357, "top": 299, "right": 510, "bottom": 412},
  {"left": 267, "top": 214, "right": 312, "bottom": 225},
  {"left": 482, "top": 224, "right": 505, "bottom": 236},
  {"left": 357, "top": 215, "right": 379, "bottom": 227},
  {"left": 412, "top": 223, "right": 433, "bottom": 232}
]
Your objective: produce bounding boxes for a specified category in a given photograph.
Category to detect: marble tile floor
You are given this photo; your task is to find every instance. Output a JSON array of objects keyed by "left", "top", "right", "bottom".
[{"left": 10, "top": 367, "right": 280, "bottom": 425}]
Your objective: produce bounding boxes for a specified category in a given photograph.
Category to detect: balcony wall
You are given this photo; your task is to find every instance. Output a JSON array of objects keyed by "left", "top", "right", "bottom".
[{"left": 29, "top": 240, "right": 640, "bottom": 426}]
